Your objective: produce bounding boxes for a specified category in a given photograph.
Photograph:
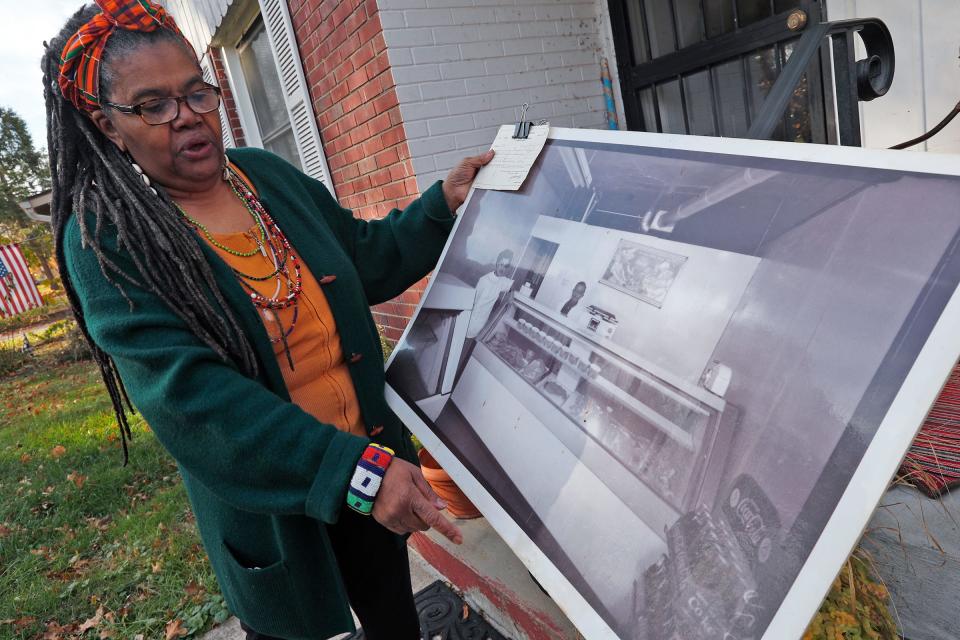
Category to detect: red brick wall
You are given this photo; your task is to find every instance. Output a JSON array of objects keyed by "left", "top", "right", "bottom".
[
  {"left": 209, "top": 48, "right": 247, "bottom": 147},
  {"left": 289, "top": 0, "right": 424, "bottom": 341}
]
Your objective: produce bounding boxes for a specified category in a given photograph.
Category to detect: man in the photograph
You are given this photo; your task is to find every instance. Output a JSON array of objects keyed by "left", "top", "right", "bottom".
[
  {"left": 467, "top": 249, "right": 515, "bottom": 338},
  {"left": 561, "top": 281, "right": 587, "bottom": 317},
  {"left": 455, "top": 249, "right": 515, "bottom": 381}
]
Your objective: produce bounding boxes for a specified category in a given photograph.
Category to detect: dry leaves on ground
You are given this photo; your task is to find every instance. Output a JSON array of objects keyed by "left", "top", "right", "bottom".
[
  {"left": 0, "top": 616, "right": 36, "bottom": 629},
  {"left": 164, "top": 619, "right": 187, "bottom": 640},
  {"left": 77, "top": 606, "right": 104, "bottom": 633},
  {"left": 67, "top": 471, "right": 87, "bottom": 489},
  {"left": 50, "top": 445, "right": 66, "bottom": 458}
]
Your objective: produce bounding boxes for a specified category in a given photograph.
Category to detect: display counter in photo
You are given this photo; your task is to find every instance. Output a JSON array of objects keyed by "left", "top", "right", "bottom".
[{"left": 385, "top": 129, "right": 960, "bottom": 640}]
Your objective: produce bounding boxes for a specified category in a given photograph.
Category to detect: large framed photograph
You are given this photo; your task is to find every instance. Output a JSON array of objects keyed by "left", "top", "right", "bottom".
[{"left": 384, "top": 128, "right": 960, "bottom": 639}]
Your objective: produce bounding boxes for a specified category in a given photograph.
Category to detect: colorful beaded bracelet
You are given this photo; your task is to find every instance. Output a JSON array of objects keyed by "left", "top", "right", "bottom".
[{"left": 346, "top": 444, "right": 395, "bottom": 515}]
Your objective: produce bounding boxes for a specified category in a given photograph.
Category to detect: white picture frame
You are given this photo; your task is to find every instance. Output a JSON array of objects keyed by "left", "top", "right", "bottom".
[{"left": 384, "top": 127, "right": 960, "bottom": 640}]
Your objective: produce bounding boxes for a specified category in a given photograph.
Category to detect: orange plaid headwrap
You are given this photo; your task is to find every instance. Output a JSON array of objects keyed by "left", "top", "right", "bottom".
[{"left": 58, "top": 0, "right": 188, "bottom": 111}]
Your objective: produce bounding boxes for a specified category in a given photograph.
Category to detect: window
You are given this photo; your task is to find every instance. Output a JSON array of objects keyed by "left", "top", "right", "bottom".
[
  {"left": 216, "top": 0, "right": 334, "bottom": 191},
  {"left": 236, "top": 17, "right": 300, "bottom": 168}
]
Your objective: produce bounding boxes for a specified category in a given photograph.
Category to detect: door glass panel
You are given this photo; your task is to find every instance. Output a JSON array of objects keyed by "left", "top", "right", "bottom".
[
  {"left": 713, "top": 60, "right": 750, "bottom": 137},
  {"left": 774, "top": 0, "right": 804, "bottom": 13},
  {"left": 747, "top": 45, "right": 786, "bottom": 140},
  {"left": 736, "top": 0, "right": 773, "bottom": 27},
  {"left": 682, "top": 70, "right": 716, "bottom": 136},
  {"left": 703, "top": 1, "right": 734, "bottom": 38},
  {"left": 673, "top": 0, "right": 703, "bottom": 49},
  {"left": 656, "top": 80, "right": 686, "bottom": 134},
  {"left": 637, "top": 87, "right": 658, "bottom": 132},
  {"left": 644, "top": 0, "right": 677, "bottom": 58},
  {"left": 780, "top": 40, "right": 815, "bottom": 143},
  {"left": 625, "top": 0, "right": 651, "bottom": 65}
]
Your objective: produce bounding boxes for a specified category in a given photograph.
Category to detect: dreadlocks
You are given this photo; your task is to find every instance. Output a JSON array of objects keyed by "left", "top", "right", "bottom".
[{"left": 42, "top": 5, "right": 258, "bottom": 462}]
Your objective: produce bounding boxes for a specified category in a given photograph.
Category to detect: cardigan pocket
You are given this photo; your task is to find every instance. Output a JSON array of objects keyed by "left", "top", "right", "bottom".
[{"left": 219, "top": 541, "right": 307, "bottom": 638}]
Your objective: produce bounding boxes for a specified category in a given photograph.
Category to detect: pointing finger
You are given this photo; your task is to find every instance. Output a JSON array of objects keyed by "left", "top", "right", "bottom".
[{"left": 413, "top": 497, "right": 463, "bottom": 545}]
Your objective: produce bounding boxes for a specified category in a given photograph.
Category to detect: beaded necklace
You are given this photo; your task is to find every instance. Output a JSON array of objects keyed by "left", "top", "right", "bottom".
[
  {"left": 176, "top": 169, "right": 304, "bottom": 367},
  {"left": 175, "top": 193, "right": 268, "bottom": 258}
]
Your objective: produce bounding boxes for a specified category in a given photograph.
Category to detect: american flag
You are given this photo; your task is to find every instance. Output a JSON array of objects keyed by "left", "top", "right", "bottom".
[{"left": 0, "top": 244, "right": 43, "bottom": 317}]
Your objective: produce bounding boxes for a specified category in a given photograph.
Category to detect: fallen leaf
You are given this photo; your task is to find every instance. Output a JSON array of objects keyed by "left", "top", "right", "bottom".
[
  {"left": 151, "top": 561, "right": 162, "bottom": 574},
  {"left": 42, "top": 620, "right": 77, "bottom": 639},
  {"left": 0, "top": 524, "right": 11, "bottom": 538},
  {"left": 19, "top": 453, "right": 31, "bottom": 463},
  {"left": 67, "top": 472, "right": 87, "bottom": 489},
  {"left": 77, "top": 606, "right": 104, "bottom": 633},
  {"left": 50, "top": 445, "right": 66, "bottom": 459},
  {"left": 183, "top": 581, "right": 202, "bottom": 597},
  {"left": 164, "top": 619, "right": 187, "bottom": 640},
  {"left": 99, "top": 628, "right": 115, "bottom": 639},
  {"left": 0, "top": 616, "right": 36, "bottom": 629},
  {"left": 85, "top": 516, "right": 111, "bottom": 531},
  {"left": 133, "top": 635, "right": 144, "bottom": 640}
]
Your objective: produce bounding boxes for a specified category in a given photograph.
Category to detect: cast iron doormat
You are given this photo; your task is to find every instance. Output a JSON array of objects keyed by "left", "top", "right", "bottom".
[{"left": 346, "top": 580, "right": 509, "bottom": 640}]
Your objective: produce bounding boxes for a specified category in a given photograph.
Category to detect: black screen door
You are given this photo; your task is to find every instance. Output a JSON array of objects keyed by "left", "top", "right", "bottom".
[{"left": 609, "top": 0, "right": 833, "bottom": 144}]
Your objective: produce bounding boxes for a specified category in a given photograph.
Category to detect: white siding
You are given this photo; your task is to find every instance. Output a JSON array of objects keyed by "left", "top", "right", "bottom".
[
  {"left": 828, "top": 0, "right": 960, "bottom": 153},
  {"left": 380, "top": 0, "right": 609, "bottom": 189},
  {"left": 162, "top": 0, "right": 233, "bottom": 53}
]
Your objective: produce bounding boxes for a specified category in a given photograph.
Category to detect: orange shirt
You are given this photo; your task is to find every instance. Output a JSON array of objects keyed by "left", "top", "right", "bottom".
[{"left": 203, "top": 207, "right": 366, "bottom": 438}]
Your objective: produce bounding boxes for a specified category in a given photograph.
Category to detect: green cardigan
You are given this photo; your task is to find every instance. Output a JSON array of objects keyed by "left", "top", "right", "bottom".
[{"left": 64, "top": 148, "right": 455, "bottom": 639}]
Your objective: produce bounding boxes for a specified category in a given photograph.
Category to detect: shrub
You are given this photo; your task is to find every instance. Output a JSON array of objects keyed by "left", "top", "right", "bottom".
[
  {"left": 0, "top": 340, "right": 29, "bottom": 375},
  {"left": 56, "top": 320, "right": 93, "bottom": 363}
]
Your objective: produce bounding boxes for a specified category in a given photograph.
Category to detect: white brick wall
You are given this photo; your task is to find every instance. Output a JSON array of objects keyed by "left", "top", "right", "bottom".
[{"left": 378, "top": 0, "right": 608, "bottom": 188}]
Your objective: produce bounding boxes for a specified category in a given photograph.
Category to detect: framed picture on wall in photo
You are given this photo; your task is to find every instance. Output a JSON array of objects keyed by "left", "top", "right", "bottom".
[
  {"left": 599, "top": 239, "right": 687, "bottom": 308},
  {"left": 383, "top": 127, "right": 960, "bottom": 640}
]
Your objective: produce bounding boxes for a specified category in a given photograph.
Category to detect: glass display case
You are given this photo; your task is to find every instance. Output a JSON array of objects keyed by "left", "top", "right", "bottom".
[{"left": 478, "top": 293, "right": 732, "bottom": 516}]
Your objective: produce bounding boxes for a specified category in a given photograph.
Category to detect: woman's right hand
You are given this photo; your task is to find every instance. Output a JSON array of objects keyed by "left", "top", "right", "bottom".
[{"left": 372, "top": 458, "right": 464, "bottom": 544}]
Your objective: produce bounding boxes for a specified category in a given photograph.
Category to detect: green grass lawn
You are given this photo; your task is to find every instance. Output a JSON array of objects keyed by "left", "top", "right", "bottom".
[{"left": 0, "top": 343, "right": 227, "bottom": 639}]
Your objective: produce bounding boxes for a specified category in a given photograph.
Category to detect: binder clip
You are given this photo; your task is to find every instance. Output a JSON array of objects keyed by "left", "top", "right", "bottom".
[{"left": 513, "top": 103, "right": 532, "bottom": 139}]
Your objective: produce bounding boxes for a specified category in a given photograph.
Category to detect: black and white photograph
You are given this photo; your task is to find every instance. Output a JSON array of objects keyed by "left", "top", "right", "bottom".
[{"left": 385, "top": 129, "right": 960, "bottom": 640}]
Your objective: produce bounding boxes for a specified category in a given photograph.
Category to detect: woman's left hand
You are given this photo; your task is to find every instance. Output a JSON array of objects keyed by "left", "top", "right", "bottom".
[{"left": 442, "top": 150, "right": 495, "bottom": 214}]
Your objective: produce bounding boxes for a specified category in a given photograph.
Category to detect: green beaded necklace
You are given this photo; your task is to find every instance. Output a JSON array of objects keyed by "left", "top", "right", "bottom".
[{"left": 174, "top": 179, "right": 269, "bottom": 258}]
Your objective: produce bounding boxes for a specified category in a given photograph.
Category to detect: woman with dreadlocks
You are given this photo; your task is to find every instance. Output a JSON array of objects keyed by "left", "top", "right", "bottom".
[{"left": 43, "top": 2, "right": 492, "bottom": 638}]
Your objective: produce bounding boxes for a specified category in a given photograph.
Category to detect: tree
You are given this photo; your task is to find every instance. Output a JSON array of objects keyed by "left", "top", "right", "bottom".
[{"left": 0, "top": 107, "right": 56, "bottom": 288}]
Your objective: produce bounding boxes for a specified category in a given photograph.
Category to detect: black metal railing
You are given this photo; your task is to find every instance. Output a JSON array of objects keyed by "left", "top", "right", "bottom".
[
  {"left": 746, "top": 16, "right": 893, "bottom": 145},
  {"left": 608, "top": 1, "right": 895, "bottom": 146}
]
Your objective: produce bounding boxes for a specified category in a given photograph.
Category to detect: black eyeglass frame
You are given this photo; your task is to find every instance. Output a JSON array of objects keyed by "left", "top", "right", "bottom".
[{"left": 102, "top": 86, "right": 223, "bottom": 125}]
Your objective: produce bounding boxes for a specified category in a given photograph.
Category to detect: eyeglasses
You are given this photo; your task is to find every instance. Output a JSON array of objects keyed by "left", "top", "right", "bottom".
[{"left": 103, "top": 86, "right": 222, "bottom": 125}]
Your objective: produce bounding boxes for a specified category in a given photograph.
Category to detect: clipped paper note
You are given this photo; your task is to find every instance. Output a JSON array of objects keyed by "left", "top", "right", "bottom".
[{"left": 472, "top": 123, "right": 550, "bottom": 191}]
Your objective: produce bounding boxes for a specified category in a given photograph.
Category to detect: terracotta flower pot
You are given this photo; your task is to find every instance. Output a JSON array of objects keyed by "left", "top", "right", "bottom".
[{"left": 418, "top": 448, "right": 482, "bottom": 520}]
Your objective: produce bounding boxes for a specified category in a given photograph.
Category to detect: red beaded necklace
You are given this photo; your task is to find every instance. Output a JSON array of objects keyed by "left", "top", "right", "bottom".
[{"left": 177, "top": 169, "right": 304, "bottom": 367}]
